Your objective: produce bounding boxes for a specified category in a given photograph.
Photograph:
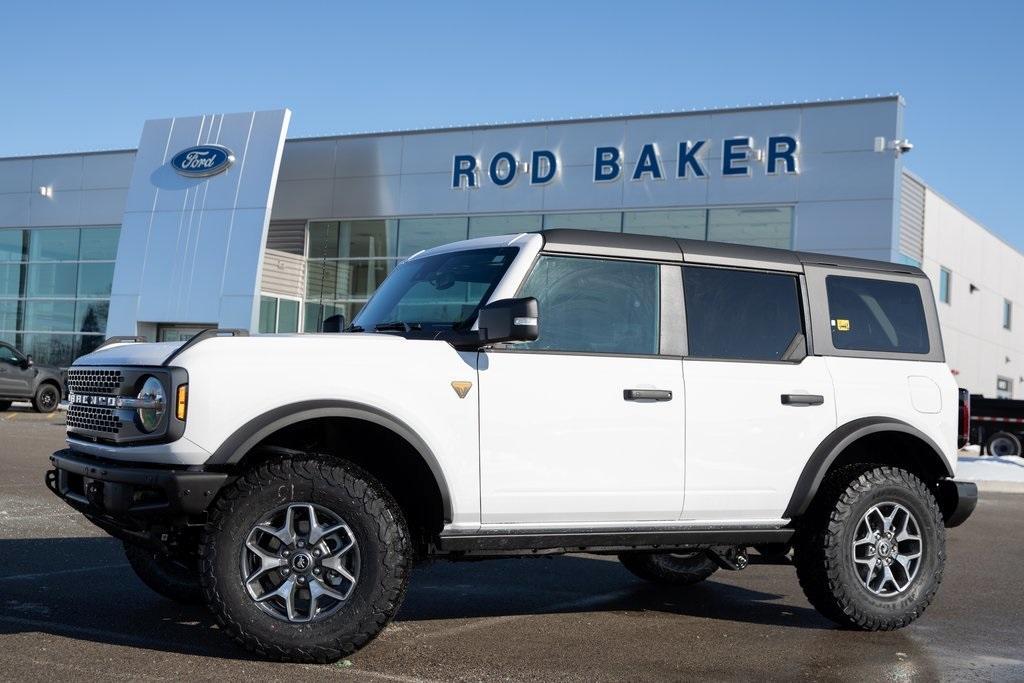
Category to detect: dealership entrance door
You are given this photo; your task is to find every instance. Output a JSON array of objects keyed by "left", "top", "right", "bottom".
[{"left": 157, "top": 325, "right": 214, "bottom": 342}]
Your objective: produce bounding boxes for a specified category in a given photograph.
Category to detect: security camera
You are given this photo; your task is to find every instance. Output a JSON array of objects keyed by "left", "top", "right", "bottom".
[{"left": 894, "top": 139, "right": 914, "bottom": 154}]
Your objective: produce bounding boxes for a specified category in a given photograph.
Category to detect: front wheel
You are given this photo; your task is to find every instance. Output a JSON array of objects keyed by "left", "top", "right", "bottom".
[
  {"left": 200, "top": 455, "right": 411, "bottom": 663},
  {"left": 33, "top": 384, "right": 60, "bottom": 413},
  {"left": 618, "top": 551, "right": 719, "bottom": 585},
  {"left": 793, "top": 466, "right": 945, "bottom": 630}
]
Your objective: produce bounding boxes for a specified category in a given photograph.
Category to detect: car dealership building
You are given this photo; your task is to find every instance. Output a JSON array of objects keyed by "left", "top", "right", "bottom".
[{"left": 0, "top": 96, "right": 1019, "bottom": 397}]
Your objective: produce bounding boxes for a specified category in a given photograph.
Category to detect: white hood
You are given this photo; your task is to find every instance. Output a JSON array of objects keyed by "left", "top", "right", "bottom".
[{"left": 74, "top": 341, "right": 184, "bottom": 367}]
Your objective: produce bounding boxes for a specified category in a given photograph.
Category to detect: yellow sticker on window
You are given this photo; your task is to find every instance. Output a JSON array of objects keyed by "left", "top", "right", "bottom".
[{"left": 836, "top": 319, "right": 850, "bottom": 332}]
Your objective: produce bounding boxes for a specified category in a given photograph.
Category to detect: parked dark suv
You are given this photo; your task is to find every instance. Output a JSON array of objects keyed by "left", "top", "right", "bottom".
[{"left": 0, "top": 342, "right": 65, "bottom": 413}]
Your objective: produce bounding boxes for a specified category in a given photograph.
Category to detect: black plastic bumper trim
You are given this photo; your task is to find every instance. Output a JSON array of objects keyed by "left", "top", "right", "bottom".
[
  {"left": 438, "top": 526, "right": 793, "bottom": 552},
  {"left": 48, "top": 448, "right": 227, "bottom": 517},
  {"left": 938, "top": 479, "right": 978, "bottom": 528}
]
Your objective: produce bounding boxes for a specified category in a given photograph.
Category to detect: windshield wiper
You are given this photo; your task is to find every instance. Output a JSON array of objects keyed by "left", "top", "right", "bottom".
[{"left": 374, "top": 321, "right": 423, "bottom": 332}]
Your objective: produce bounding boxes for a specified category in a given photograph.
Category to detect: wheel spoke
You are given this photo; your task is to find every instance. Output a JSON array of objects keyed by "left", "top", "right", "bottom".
[
  {"left": 243, "top": 539, "right": 287, "bottom": 585},
  {"left": 322, "top": 555, "right": 357, "bottom": 583},
  {"left": 309, "top": 576, "right": 351, "bottom": 607},
  {"left": 309, "top": 521, "right": 351, "bottom": 547}
]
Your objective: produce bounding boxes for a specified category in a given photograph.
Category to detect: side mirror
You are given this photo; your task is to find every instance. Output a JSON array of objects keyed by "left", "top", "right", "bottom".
[
  {"left": 321, "top": 314, "right": 345, "bottom": 333},
  {"left": 24, "top": 355, "right": 34, "bottom": 367},
  {"left": 477, "top": 297, "right": 539, "bottom": 345}
]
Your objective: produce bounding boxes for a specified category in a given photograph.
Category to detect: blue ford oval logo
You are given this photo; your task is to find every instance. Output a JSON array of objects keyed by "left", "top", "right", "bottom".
[{"left": 170, "top": 145, "right": 235, "bottom": 178}]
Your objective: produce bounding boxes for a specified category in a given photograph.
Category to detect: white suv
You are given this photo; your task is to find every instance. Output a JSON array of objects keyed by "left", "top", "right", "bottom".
[{"left": 48, "top": 229, "right": 977, "bottom": 662}]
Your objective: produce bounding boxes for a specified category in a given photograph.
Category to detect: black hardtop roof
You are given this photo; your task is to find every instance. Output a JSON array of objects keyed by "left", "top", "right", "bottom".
[{"left": 539, "top": 229, "right": 924, "bottom": 276}]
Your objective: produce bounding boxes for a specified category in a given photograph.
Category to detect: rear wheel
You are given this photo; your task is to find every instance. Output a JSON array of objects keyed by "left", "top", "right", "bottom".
[
  {"left": 793, "top": 465, "right": 945, "bottom": 630},
  {"left": 32, "top": 383, "right": 59, "bottom": 413},
  {"left": 0, "top": 400, "right": 11, "bottom": 412},
  {"left": 123, "top": 542, "right": 203, "bottom": 604},
  {"left": 984, "top": 430, "right": 1021, "bottom": 457},
  {"left": 618, "top": 551, "right": 719, "bottom": 585},
  {"left": 200, "top": 455, "right": 411, "bottom": 663}
]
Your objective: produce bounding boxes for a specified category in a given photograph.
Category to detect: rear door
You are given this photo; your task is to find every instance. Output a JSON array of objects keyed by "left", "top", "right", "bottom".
[
  {"left": 679, "top": 265, "right": 837, "bottom": 522},
  {"left": 477, "top": 255, "right": 686, "bottom": 524}
]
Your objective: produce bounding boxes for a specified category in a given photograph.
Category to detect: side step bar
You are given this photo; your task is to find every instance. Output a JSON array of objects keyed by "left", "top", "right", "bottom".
[{"left": 438, "top": 526, "right": 793, "bottom": 554}]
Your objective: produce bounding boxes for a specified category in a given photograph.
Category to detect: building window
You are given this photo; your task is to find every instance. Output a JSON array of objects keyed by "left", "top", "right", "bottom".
[
  {"left": 468, "top": 214, "right": 542, "bottom": 239},
  {"left": 542, "top": 212, "right": 621, "bottom": 231},
  {"left": 258, "top": 295, "right": 301, "bottom": 334},
  {"left": 396, "top": 217, "right": 468, "bottom": 258},
  {"left": 939, "top": 267, "right": 951, "bottom": 304},
  {"left": 706, "top": 207, "right": 793, "bottom": 249},
  {"left": 997, "top": 376, "right": 1013, "bottom": 399},
  {"left": 1004, "top": 299, "right": 1012, "bottom": 330},
  {"left": 623, "top": 210, "right": 705, "bottom": 239},
  {"left": 0, "top": 226, "right": 119, "bottom": 366}
]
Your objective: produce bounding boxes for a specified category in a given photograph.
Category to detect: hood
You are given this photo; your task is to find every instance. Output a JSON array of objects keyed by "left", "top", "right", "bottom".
[
  {"left": 74, "top": 341, "right": 186, "bottom": 367},
  {"left": 72, "top": 333, "right": 410, "bottom": 368}
]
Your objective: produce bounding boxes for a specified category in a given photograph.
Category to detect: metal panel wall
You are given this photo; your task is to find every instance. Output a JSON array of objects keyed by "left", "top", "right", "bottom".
[
  {"left": 107, "top": 110, "right": 291, "bottom": 336},
  {"left": 260, "top": 248, "right": 306, "bottom": 299}
]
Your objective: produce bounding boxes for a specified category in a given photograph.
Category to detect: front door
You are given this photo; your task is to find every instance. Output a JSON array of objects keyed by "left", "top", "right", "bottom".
[
  {"left": 0, "top": 343, "right": 33, "bottom": 397},
  {"left": 677, "top": 265, "right": 837, "bottom": 521},
  {"left": 478, "top": 255, "right": 685, "bottom": 524}
]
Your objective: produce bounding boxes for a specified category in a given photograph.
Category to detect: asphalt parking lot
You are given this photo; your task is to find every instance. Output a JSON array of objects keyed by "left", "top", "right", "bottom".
[{"left": 1, "top": 407, "right": 1022, "bottom": 681}]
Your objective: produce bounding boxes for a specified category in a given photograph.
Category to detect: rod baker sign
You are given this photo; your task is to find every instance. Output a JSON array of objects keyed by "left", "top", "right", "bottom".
[{"left": 451, "top": 136, "right": 798, "bottom": 189}]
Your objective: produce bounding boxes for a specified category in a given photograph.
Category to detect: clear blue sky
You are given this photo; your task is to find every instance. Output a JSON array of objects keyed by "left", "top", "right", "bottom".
[{"left": 1, "top": 2, "right": 1021, "bottom": 247}]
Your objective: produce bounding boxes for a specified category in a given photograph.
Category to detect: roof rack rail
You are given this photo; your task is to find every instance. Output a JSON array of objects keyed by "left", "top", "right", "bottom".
[
  {"left": 95, "top": 336, "right": 148, "bottom": 351},
  {"left": 162, "top": 328, "right": 248, "bottom": 366}
]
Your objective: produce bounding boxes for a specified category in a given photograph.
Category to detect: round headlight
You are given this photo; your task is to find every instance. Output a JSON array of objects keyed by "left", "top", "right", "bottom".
[{"left": 137, "top": 376, "right": 166, "bottom": 433}]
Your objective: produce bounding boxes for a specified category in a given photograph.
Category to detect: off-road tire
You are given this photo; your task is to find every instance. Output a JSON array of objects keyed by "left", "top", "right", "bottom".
[
  {"left": 793, "top": 465, "right": 945, "bottom": 630},
  {"left": 0, "top": 400, "right": 11, "bottom": 412},
  {"left": 32, "top": 383, "right": 60, "bottom": 413},
  {"left": 618, "top": 551, "right": 719, "bottom": 585},
  {"left": 123, "top": 542, "right": 204, "bottom": 604},
  {"left": 199, "top": 455, "right": 411, "bottom": 663}
]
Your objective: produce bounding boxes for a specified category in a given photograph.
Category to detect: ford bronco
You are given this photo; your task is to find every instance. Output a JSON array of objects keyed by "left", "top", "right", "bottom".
[{"left": 47, "top": 229, "right": 977, "bottom": 662}]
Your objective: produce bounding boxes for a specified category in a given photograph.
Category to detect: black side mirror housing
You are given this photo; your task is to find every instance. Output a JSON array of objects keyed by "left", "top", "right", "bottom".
[
  {"left": 24, "top": 355, "right": 34, "bottom": 367},
  {"left": 321, "top": 314, "right": 346, "bottom": 333},
  {"left": 477, "top": 297, "right": 539, "bottom": 346}
]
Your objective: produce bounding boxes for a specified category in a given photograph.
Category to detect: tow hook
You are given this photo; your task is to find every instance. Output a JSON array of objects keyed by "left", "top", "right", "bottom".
[{"left": 707, "top": 546, "right": 749, "bottom": 571}]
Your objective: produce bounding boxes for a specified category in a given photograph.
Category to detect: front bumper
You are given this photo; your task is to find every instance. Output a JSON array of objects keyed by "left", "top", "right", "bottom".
[
  {"left": 46, "top": 448, "right": 228, "bottom": 520},
  {"left": 937, "top": 479, "right": 978, "bottom": 528}
]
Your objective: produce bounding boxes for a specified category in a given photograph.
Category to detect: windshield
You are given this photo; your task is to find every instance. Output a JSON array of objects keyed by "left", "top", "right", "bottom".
[{"left": 351, "top": 247, "right": 518, "bottom": 332}]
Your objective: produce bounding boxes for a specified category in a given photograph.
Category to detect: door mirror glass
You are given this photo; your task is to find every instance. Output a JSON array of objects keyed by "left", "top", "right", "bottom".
[
  {"left": 478, "top": 297, "right": 539, "bottom": 345},
  {"left": 24, "top": 354, "right": 34, "bottom": 367}
]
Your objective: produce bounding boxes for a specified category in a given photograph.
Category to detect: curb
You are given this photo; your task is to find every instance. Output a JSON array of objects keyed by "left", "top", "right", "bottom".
[{"left": 973, "top": 480, "right": 1024, "bottom": 494}]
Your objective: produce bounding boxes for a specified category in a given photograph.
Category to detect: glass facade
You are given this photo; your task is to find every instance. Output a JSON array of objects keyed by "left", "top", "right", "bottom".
[
  {"left": 0, "top": 226, "right": 119, "bottom": 366},
  {"left": 303, "top": 207, "right": 793, "bottom": 325},
  {"left": 259, "top": 295, "right": 301, "bottom": 333}
]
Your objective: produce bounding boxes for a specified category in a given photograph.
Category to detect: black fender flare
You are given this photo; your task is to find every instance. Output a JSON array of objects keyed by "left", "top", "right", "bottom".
[
  {"left": 783, "top": 417, "right": 955, "bottom": 519},
  {"left": 207, "top": 399, "right": 453, "bottom": 523}
]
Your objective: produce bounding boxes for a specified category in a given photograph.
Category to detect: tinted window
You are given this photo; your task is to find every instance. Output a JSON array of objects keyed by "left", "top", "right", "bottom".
[
  {"left": 825, "top": 276, "right": 929, "bottom": 354},
  {"left": 518, "top": 256, "right": 659, "bottom": 355},
  {"left": 683, "top": 266, "right": 803, "bottom": 361}
]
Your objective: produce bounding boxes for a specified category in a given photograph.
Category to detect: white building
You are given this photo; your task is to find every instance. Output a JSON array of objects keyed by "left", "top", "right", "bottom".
[{"left": 0, "top": 96, "right": 1019, "bottom": 398}]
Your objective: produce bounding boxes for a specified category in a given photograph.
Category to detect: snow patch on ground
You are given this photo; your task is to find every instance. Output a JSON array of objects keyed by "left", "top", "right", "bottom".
[{"left": 957, "top": 455, "right": 1024, "bottom": 491}]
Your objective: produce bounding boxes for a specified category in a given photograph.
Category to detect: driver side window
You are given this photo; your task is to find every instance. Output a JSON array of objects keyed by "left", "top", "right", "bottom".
[
  {"left": 0, "top": 345, "right": 21, "bottom": 365},
  {"left": 517, "top": 255, "right": 660, "bottom": 355}
]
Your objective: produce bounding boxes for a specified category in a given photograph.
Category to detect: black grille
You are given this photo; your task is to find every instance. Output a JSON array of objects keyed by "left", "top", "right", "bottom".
[
  {"left": 66, "top": 404, "right": 122, "bottom": 434},
  {"left": 67, "top": 368, "right": 124, "bottom": 396}
]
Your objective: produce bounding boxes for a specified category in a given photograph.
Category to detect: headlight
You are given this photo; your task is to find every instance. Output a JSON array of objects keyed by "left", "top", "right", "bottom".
[{"left": 136, "top": 376, "right": 166, "bottom": 432}]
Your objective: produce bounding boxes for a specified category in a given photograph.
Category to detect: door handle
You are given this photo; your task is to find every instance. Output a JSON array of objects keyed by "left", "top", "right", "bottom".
[
  {"left": 624, "top": 389, "right": 673, "bottom": 402},
  {"left": 781, "top": 393, "right": 824, "bottom": 406}
]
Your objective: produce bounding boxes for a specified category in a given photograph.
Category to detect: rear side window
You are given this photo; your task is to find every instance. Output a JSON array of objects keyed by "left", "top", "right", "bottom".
[
  {"left": 682, "top": 266, "right": 804, "bottom": 361},
  {"left": 825, "top": 275, "right": 929, "bottom": 354}
]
